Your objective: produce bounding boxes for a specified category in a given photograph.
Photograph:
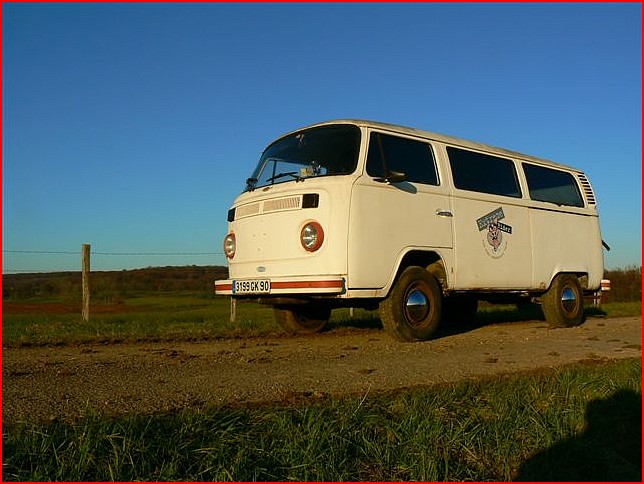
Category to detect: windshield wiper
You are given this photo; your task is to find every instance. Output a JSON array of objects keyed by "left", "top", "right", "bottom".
[{"left": 266, "top": 171, "right": 304, "bottom": 183}]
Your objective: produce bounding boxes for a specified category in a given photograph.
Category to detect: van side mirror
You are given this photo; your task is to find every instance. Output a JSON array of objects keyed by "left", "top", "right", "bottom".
[{"left": 375, "top": 171, "right": 407, "bottom": 184}]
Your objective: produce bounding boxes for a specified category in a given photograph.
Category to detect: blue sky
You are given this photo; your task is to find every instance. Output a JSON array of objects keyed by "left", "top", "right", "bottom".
[{"left": 2, "top": 2, "right": 641, "bottom": 273}]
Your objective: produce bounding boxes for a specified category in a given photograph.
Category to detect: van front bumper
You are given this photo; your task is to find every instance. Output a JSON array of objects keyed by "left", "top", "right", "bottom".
[{"left": 214, "top": 275, "right": 346, "bottom": 296}]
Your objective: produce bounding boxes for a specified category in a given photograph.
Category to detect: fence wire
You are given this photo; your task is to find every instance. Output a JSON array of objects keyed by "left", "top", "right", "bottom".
[{"left": 2, "top": 249, "right": 226, "bottom": 274}]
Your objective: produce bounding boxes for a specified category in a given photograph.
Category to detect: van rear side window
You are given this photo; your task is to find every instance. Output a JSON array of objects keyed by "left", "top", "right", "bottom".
[
  {"left": 523, "top": 163, "right": 584, "bottom": 207},
  {"left": 447, "top": 146, "right": 521, "bottom": 198}
]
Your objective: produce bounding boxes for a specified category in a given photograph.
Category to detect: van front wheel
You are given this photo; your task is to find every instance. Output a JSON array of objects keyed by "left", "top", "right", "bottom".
[
  {"left": 274, "top": 305, "right": 331, "bottom": 334},
  {"left": 380, "top": 266, "right": 442, "bottom": 342},
  {"left": 541, "top": 273, "right": 585, "bottom": 328}
]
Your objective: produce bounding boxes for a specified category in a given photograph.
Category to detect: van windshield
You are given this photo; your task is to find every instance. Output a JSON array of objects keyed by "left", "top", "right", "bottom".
[{"left": 245, "top": 124, "right": 361, "bottom": 191}]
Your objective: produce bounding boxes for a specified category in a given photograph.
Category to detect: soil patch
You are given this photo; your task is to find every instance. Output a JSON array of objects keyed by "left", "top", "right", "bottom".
[{"left": 2, "top": 316, "right": 641, "bottom": 424}]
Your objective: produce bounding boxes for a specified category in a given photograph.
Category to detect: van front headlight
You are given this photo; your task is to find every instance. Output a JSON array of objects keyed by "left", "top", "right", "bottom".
[
  {"left": 223, "top": 233, "right": 236, "bottom": 259},
  {"left": 300, "top": 222, "right": 324, "bottom": 252}
]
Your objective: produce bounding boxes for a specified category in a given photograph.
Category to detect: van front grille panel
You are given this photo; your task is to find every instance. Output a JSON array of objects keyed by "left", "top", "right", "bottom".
[
  {"left": 234, "top": 196, "right": 304, "bottom": 220},
  {"left": 236, "top": 202, "right": 261, "bottom": 219},
  {"left": 263, "top": 196, "right": 302, "bottom": 213}
]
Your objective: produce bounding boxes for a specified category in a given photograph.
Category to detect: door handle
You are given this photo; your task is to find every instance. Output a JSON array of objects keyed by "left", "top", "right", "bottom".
[{"left": 435, "top": 209, "right": 453, "bottom": 218}]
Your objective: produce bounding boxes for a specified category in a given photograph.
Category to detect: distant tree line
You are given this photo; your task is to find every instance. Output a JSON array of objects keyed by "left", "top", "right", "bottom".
[
  {"left": 601, "top": 266, "right": 642, "bottom": 304},
  {"left": 2, "top": 265, "right": 641, "bottom": 304},
  {"left": 2, "top": 266, "right": 229, "bottom": 302}
]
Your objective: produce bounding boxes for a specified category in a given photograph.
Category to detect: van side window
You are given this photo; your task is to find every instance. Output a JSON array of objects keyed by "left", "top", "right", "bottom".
[
  {"left": 447, "top": 147, "right": 521, "bottom": 198},
  {"left": 523, "top": 163, "right": 584, "bottom": 207},
  {"left": 367, "top": 133, "right": 439, "bottom": 185}
]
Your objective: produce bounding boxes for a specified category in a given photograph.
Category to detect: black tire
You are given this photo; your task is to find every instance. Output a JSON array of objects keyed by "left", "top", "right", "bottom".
[
  {"left": 274, "top": 305, "right": 331, "bottom": 334},
  {"left": 541, "top": 273, "right": 585, "bottom": 328},
  {"left": 442, "top": 294, "right": 478, "bottom": 323},
  {"left": 379, "top": 266, "right": 442, "bottom": 342}
]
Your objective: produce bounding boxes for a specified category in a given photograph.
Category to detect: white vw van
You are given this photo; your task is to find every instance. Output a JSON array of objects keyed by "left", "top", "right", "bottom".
[{"left": 215, "top": 120, "right": 606, "bottom": 341}]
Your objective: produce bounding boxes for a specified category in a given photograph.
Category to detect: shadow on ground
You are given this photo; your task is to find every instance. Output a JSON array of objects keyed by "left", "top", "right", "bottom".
[
  {"left": 333, "top": 303, "right": 609, "bottom": 340},
  {"left": 515, "top": 389, "right": 642, "bottom": 481}
]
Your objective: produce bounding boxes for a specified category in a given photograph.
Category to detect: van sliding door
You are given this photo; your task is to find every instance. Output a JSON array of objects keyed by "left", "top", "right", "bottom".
[{"left": 445, "top": 146, "right": 533, "bottom": 290}]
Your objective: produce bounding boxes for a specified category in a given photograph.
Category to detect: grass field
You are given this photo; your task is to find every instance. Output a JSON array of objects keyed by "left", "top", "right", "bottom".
[
  {"left": 3, "top": 295, "right": 641, "bottom": 481},
  {"left": 1, "top": 293, "right": 640, "bottom": 347},
  {"left": 3, "top": 358, "right": 641, "bottom": 481}
]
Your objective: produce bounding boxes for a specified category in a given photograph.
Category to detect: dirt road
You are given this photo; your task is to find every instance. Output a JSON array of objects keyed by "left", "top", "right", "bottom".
[{"left": 3, "top": 316, "right": 641, "bottom": 424}]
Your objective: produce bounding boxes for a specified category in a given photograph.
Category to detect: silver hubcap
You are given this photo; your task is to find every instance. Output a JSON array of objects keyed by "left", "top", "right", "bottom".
[
  {"left": 561, "top": 287, "right": 578, "bottom": 314},
  {"left": 405, "top": 288, "right": 430, "bottom": 324}
]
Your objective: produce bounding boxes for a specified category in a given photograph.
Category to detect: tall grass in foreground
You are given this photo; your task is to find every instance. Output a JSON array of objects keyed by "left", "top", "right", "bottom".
[{"left": 3, "top": 359, "right": 641, "bottom": 482}]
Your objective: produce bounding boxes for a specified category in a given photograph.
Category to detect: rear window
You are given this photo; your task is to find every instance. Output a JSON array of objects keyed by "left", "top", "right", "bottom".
[
  {"left": 523, "top": 163, "right": 584, "bottom": 207},
  {"left": 447, "top": 147, "right": 521, "bottom": 198}
]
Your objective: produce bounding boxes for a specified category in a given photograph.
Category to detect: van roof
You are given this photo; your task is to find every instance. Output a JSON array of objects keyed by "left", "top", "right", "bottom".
[{"left": 298, "top": 119, "right": 581, "bottom": 173}]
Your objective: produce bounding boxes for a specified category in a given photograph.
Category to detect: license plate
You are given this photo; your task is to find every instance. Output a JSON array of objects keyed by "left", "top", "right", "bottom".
[{"left": 232, "top": 279, "right": 271, "bottom": 294}]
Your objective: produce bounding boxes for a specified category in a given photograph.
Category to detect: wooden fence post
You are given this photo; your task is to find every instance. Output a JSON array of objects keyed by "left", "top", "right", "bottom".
[
  {"left": 230, "top": 297, "right": 236, "bottom": 323},
  {"left": 82, "top": 244, "right": 90, "bottom": 322}
]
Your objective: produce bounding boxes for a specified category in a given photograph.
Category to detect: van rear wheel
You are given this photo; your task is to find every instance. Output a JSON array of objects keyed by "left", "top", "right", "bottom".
[
  {"left": 380, "top": 266, "right": 442, "bottom": 342},
  {"left": 541, "top": 273, "right": 585, "bottom": 328},
  {"left": 274, "top": 305, "right": 331, "bottom": 334}
]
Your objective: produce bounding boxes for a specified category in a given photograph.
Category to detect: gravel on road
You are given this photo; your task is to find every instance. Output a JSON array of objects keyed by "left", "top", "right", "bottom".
[{"left": 2, "top": 316, "right": 641, "bottom": 424}]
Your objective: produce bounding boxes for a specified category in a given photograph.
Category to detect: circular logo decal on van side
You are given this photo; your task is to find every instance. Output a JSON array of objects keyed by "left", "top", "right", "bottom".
[{"left": 476, "top": 207, "right": 512, "bottom": 258}]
